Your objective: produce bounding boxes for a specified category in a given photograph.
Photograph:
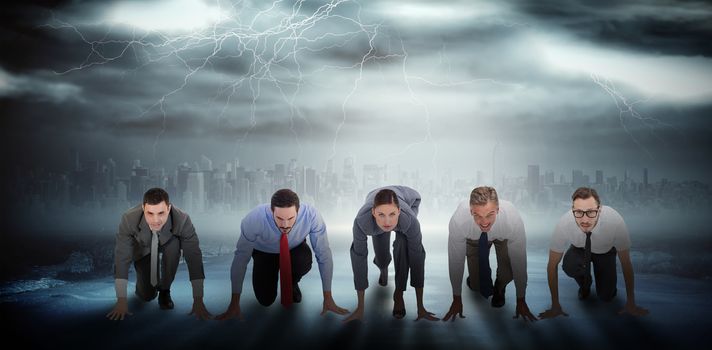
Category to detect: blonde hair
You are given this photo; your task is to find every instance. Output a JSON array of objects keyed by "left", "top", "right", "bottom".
[{"left": 470, "top": 186, "right": 499, "bottom": 206}]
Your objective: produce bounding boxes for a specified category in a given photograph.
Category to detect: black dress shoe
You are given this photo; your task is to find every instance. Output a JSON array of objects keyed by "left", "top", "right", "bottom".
[
  {"left": 378, "top": 268, "right": 388, "bottom": 286},
  {"left": 392, "top": 307, "right": 406, "bottom": 319},
  {"left": 158, "top": 290, "right": 174, "bottom": 310},
  {"left": 292, "top": 283, "right": 302, "bottom": 303},
  {"left": 491, "top": 286, "right": 505, "bottom": 308},
  {"left": 466, "top": 276, "right": 473, "bottom": 290},
  {"left": 135, "top": 288, "right": 157, "bottom": 302}
]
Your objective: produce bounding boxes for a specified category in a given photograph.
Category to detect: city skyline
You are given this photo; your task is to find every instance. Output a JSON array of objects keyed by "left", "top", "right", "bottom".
[
  {"left": 10, "top": 149, "right": 709, "bottom": 219},
  {"left": 43, "top": 147, "right": 699, "bottom": 184}
]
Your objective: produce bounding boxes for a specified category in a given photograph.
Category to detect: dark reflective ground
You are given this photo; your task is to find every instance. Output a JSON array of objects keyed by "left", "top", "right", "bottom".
[{"left": 2, "top": 231, "right": 711, "bottom": 350}]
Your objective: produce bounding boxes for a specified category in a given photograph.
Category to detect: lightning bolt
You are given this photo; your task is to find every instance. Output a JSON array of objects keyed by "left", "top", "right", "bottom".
[
  {"left": 590, "top": 73, "right": 677, "bottom": 160},
  {"left": 329, "top": 24, "right": 525, "bottom": 182},
  {"left": 325, "top": 24, "right": 444, "bottom": 179},
  {"left": 393, "top": 38, "right": 524, "bottom": 181},
  {"left": 46, "top": 0, "right": 530, "bottom": 183},
  {"left": 45, "top": 0, "right": 380, "bottom": 168},
  {"left": 328, "top": 15, "right": 384, "bottom": 161}
]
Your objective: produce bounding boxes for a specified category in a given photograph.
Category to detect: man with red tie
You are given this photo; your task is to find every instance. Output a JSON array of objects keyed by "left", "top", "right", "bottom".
[{"left": 217, "top": 189, "right": 348, "bottom": 320}]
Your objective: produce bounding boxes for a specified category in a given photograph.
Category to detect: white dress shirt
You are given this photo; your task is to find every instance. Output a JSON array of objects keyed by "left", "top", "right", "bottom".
[
  {"left": 550, "top": 205, "right": 631, "bottom": 254},
  {"left": 448, "top": 200, "right": 528, "bottom": 298}
]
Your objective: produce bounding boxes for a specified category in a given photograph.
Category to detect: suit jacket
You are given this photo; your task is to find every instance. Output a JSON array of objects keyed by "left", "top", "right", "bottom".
[
  {"left": 350, "top": 185, "right": 425, "bottom": 290},
  {"left": 114, "top": 204, "right": 204, "bottom": 281}
]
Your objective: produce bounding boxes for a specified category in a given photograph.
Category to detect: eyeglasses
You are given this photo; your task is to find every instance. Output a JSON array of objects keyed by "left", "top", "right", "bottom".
[{"left": 572, "top": 208, "right": 599, "bottom": 218}]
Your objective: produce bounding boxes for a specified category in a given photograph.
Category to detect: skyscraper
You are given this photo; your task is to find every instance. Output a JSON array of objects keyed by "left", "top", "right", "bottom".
[
  {"left": 572, "top": 169, "right": 585, "bottom": 188},
  {"left": 274, "top": 163, "right": 286, "bottom": 189},
  {"left": 305, "top": 167, "right": 318, "bottom": 200},
  {"left": 527, "top": 165, "right": 540, "bottom": 197},
  {"left": 342, "top": 156, "right": 358, "bottom": 196},
  {"left": 186, "top": 172, "right": 205, "bottom": 212},
  {"left": 363, "top": 164, "right": 387, "bottom": 191},
  {"left": 200, "top": 155, "right": 213, "bottom": 172},
  {"left": 129, "top": 161, "right": 149, "bottom": 202},
  {"left": 175, "top": 163, "right": 191, "bottom": 207},
  {"left": 544, "top": 170, "right": 555, "bottom": 185}
]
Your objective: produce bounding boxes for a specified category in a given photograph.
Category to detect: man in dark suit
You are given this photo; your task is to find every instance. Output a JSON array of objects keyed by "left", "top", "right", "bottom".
[{"left": 106, "top": 188, "right": 211, "bottom": 320}]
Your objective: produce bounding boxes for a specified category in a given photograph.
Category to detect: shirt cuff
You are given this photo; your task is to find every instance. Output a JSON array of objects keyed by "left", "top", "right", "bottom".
[
  {"left": 191, "top": 279, "right": 204, "bottom": 298},
  {"left": 115, "top": 278, "right": 128, "bottom": 298}
]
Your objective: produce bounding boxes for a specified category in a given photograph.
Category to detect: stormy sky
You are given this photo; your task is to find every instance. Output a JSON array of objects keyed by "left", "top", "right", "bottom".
[{"left": 2, "top": 0, "right": 712, "bottom": 182}]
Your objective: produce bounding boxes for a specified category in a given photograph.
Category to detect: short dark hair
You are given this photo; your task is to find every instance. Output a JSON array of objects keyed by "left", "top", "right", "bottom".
[
  {"left": 571, "top": 187, "right": 600, "bottom": 206},
  {"left": 143, "top": 188, "right": 170, "bottom": 206},
  {"left": 470, "top": 186, "right": 498, "bottom": 206},
  {"left": 271, "top": 189, "right": 300, "bottom": 211},
  {"left": 373, "top": 189, "right": 399, "bottom": 208}
]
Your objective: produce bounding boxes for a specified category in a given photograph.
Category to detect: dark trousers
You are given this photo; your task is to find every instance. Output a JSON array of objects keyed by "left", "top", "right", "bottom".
[
  {"left": 251, "top": 240, "right": 313, "bottom": 306},
  {"left": 562, "top": 244, "right": 618, "bottom": 301},
  {"left": 134, "top": 236, "right": 181, "bottom": 301},
  {"left": 465, "top": 238, "right": 512, "bottom": 293},
  {"left": 372, "top": 231, "right": 413, "bottom": 292}
]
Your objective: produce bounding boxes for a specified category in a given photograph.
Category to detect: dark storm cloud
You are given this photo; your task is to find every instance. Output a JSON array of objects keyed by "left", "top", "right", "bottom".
[
  {"left": 0, "top": 68, "right": 82, "bottom": 103},
  {"left": 0, "top": 1, "right": 122, "bottom": 73},
  {"left": 0, "top": 10, "right": 82, "bottom": 74},
  {"left": 513, "top": 0, "right": 712, "bottom": 57},
  {"left": 106, "top": 107, "right": 340, "bottom": 141},
  {"left": 1, "top": 0, "right": 711, "bottom": 181},
  {"left": 0, "top": 0, "right": 398, "bottom": 129}
]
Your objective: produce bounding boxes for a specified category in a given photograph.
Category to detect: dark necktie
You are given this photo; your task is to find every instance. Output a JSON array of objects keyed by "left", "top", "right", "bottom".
[
  {"left": 150, "top": 231, "right": 159, "bottom": 287},
  {"left": 279, "top": 233, "right": 293, "bottom": 308},
  {"left": 478, "top": 232, "right": 493, "bottom": 298},
  {"left": 583, "top": 231, "right": 592, "bottom": 284}
]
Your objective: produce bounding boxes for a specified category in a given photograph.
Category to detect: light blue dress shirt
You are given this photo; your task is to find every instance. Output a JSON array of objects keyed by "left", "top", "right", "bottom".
[{"left": 230, "top": 203, "right": 333, "bottom": 294}]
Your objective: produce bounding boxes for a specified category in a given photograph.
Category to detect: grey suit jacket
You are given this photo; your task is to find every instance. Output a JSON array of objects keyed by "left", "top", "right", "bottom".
[
  {"left": 114, "top": 204, "right": 205, "bottom": 281},
  {"left": 350, "top": 185, "right": 425, "bottom": 290}
]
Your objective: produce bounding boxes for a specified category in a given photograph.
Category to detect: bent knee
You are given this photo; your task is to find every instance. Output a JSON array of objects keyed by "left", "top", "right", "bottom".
[{"left": 256, "top": 295, "right": 277, "bottom": 307}]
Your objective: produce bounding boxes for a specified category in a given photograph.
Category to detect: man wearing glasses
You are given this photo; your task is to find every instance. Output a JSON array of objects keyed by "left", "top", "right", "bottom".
[{"left": 539, "top": 187, "right": 649, "bottom": 318}]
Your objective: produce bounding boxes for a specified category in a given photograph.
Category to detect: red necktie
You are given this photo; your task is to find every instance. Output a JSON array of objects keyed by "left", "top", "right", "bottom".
[{"left": 279, "top": 233, "right": 293, "bottom": 308}]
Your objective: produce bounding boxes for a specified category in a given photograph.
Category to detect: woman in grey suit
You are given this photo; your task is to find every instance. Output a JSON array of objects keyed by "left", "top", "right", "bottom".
[{"left": 344, "top": 185, "right": 438, "bottom": 322}]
